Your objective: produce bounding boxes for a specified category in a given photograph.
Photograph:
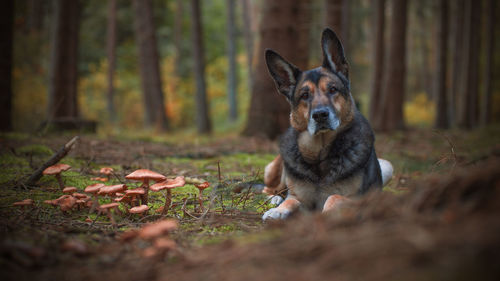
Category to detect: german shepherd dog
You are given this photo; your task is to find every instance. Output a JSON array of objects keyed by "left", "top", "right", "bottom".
[{"left": 262, "top": 28, "right": 393, "bottom": 220}]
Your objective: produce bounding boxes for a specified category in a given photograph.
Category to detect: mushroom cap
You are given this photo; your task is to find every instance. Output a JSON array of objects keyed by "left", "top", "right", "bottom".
[
  {"left": 72, "top": 193, "right": 89, "bottom": 200},
  {"left": 84, "top": 183, "right": 105, "bottom": 194},
  {"left": 129, "top": 204, "right": 149, "bottom": 214},
  {"left": 125, "top": 188, "right": 146, "bottom": 195},
  {"left": 150, "top": 176, "right": 186, "bottom": 191},
  {"left": 99, "top": 167, "right": 114, "bottom": 175},
  {"left": 139, "top": 219, "right": 178, "bottom": 240},
  {"left": 43, "top": 199, "right": 59, "bottom": 206},
  {"left": 195, "top": 182, "right": 210, "bottom": 190},
  {"left": 58, "top": 195, "right": 77, "bottom": 211},
  {"left": 13, "top": 199, "right": 34, "bottom": 206},
  {"left": 154, "top": 238, "right": 176, "bottom": 250},
  {"left": 100, "top": 202, "right": 120, "bottom": 209},
  {"left": 114, "top": 196, "right": 131, "bottom": 203},
  {"left": 43, "top": 163, "right": 71, "bottom": 175},
  {"left": 63, "top": 186, "right": 78, "bottom": 194},
  {"left": 125, "top": 169, "right": 166, "bottom": 182},
  {"left": 98, "top": 184, "right": 127, "bottom": 195}
]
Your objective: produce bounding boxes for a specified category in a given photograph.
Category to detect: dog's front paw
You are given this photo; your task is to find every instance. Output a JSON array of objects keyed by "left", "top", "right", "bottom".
[
  {"left": 268, "top": 195, "right": 284, "bottom": 206},
  {"left": 262, "top": 207, "right": 291, "bottom": 221}
]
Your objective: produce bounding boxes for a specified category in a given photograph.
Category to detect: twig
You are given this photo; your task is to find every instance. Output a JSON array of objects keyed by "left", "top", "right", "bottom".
[
  {"left": 256, "top": 187, "right": 289, "bottom": 209},
  {"left": 24, "top": 136, "right": 79, "bottom": 187}
]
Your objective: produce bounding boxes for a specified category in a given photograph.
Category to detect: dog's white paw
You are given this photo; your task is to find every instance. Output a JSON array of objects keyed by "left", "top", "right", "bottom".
[
  {"left": 268, "top": 195, "right": 284, "bottom": 206},
  {"left": 262, "top": 207, "right": 291, "bottom": 221}
]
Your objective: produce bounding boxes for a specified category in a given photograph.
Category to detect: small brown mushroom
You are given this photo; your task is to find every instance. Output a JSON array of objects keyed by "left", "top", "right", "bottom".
[
  {"left": 13, "top": 199, "right": 34, "bottom": 210},
  {"left": 124, "top": 188, "right": 145, "bottom": 207},
  {"left": 150, "top": 176, "right": 185, "bottom": 215},
  {"left": 153, "top": 237, "right": 176, "bottom": 251},
  {"left": 84, "top": 183, "right": 105, "bottom": 213},
  {"left": 99, "top": 167, "right": 114, "bottom": 181},
  {"left": 56, "top": 195, "right": 77, "bottom": 212},
  {"left": 129, "top": 204, "right": 149, "bottom": 216},
  {"left": 62, "top": 186, "right": 78, "bottom": 194},
  {"left": 43, "top": 163, "right": 71, "bottom": 190},
  {"left": 97, "top": 184, "right": 127, "bottom": 196},
  {"left": 194, "top": 182, "right": 210, "bottom": 212},
  {"left": 138, "top": 219, "right": 178, "bottom": 240},
  {"left": 125, "top": 169, "right": 166, "bottom": 205},
  {"left": 99, "top": 202, "right": 121, "bottom": 226}
]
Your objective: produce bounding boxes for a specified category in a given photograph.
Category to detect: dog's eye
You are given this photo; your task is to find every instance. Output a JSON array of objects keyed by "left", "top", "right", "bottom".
[
  {"left": 300, "top": 91, "right": 310, "bottom": 100},
  {"left": 328, "top": 86, "right": 338, "bottom": 95}
]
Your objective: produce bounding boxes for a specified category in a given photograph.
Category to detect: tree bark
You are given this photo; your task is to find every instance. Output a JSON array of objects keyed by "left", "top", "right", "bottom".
[
  {"left": 190, "top": 0, "right": 212, "bottom": 134},
  {"left": 449, "top": 0, "right": 465, "bottom": 126},
  {"left": 480, "top": 0, "right": 495, "bottom": 126},
  {"left": 376, "top": 0, "right": 408, "bottom": 132},
  {"left": 457, "top": 0, "right": 480, "bottom": 129},
  {"left": 47, "top": 0, "right": 80, "bottom": 120},
  {"left": 106, "top": 0, "right": 117, "bottom": 122},
  {"left": 226, "top": 0, "right": 238, "bottom": 121},
  {"left": 174, "top": 0, "right": 183, "bottom": 76},
  {"left": 132, "top": 0, "right": 169, "bottom": 131},
  {"left": 242, "top": 0, "right": 254, "bottom": 89},
  {"left": 0, "top": 0, "right": 14, "bottom": 132},
  {"left": 324, "top": 0, "right": 343, "bottom": 37},
  {"left": 243, "top": 0, "right": 311, "bottom": 139},
  {"left": 434, "top": 0, "right": 449, "bottom": 129},
  {"left": 369, "top": 0, "right": 385, "bottom": 126}
]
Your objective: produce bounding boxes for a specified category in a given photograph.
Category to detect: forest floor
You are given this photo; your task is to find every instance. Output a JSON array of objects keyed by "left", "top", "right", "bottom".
[{"left": 1, "top": 126, "right": 500, "bottom": 281}]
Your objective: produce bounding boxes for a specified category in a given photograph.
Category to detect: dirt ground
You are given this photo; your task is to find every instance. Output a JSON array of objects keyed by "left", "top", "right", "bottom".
[{"left": 1, "top": 129, "right": 500, "bottom": 281}]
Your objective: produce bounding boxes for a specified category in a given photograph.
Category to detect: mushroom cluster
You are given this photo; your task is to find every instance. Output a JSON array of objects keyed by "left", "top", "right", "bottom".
[{"left": 33, "top": 166, "right": 204, "bottom": 225}]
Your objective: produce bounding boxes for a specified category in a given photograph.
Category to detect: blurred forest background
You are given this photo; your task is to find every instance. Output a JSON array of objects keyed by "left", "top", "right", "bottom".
[{"left": 1, "top": 0, "right": 499, "bottom": 138}]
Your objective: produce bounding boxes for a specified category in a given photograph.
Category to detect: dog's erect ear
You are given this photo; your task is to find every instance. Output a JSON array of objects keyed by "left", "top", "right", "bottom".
[
  {"left": 265, "top": 49, "right": 301, "bottom": 100},
  {"left": 321, "top": 28, "right": 349, "bottom": 78}
]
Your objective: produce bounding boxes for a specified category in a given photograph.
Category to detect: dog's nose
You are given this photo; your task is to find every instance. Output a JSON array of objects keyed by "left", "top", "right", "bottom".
[{"left": 312, "top": 108, "right": 330, "bottom": 121}]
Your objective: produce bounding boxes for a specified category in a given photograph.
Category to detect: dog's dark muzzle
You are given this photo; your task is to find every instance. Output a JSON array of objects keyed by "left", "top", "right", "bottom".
[{"left": 309, "top": 107, "right": 340, "bottom": 135}]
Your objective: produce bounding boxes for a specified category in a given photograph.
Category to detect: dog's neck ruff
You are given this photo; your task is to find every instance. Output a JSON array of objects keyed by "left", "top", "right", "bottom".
[{"left": 280, "top": 112, "right": 374, "bottom": 186}]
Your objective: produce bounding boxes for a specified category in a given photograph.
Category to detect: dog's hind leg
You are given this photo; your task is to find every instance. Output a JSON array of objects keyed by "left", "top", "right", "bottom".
[
  {"left": 378, "top": 158, "right": 393, "bottom": 186},
  {"left": 322, "top": 195, "right": 350, "bottom": 213}
]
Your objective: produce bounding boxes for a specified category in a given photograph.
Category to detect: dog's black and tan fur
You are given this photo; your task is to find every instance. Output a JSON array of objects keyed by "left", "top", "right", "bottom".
[{"left": 262, "top": 28, "right": 391, "bottom": 220}]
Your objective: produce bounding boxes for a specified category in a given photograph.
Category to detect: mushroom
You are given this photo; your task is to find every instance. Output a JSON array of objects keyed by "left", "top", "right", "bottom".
[
  {"left": 129, "top": 204, "right": 149, "bottom": 217},
  {"left": 99, "top": 167, "right": 114, "bottom": 181},
  {"left": 138, "top": 219, "right": 178, "bottom": 240},
  {"left": 125, "top": 169, "right": 166, "bottom": 205},
  {"left": 97, "top": 184, "right": 127, "bottom": 196},
  {"left": 194, "top": 182, "right": 210, "bottom": 212},
  {"left": 153, "top": 237, "right": 176, "bottom": 252},
  {"left": 43, "top": 163, "right": 71, "bottom": 190},
  {"left": 99, "top": 202, "right": 121, "bottom": 226},
  {"left": 150, "top": 176, "right": 185, "bottom": 215},
  {"left": 124, "top": 188, "right": 146, "bottom": 207},
  {"left": 62, "top": 186, "right": 78, "bottom": 194},
  {"left": 84, "top": 183, "right": 105, "bottom": 213},
  {"left": 13, "top": 199, "right": 34, "bottom": 211},
  {"left": 56, "top": 195, "right": 77, "bottom": 212}
]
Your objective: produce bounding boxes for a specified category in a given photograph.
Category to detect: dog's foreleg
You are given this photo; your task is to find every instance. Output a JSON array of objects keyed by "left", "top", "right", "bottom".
[
  {"left": 378, "top": 158, "right": 393, "bottom": 186},
  {"left": 322, "top": 195, "right": 350, "bottom": 213},
  {"left": 262, "top": 196, "right": 300, "bottom": 221}
]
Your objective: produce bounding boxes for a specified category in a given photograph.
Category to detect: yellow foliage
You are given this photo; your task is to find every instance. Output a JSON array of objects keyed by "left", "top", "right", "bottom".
[{"left": 404, "top": 92, "right": 435, "bottom": 127}]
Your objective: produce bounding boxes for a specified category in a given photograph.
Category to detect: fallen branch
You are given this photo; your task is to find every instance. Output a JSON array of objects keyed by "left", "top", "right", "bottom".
[{"left": 24, "top": 136, "right": 79, "bottom": 187}]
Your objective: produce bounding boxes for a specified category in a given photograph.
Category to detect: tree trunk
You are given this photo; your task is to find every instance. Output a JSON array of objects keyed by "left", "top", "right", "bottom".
[
  {"left": 369, "top": 0, "right": 385, "bottom": 126},
  {"left": 174, "top": 0, "right": 183, "bottom": 76},
  {"left": 243, "top": 0, "right": 311, "bottom": 139},
  {"left": 106, "top": 0, "right": 117, "bottom": 122},
  {"left": 226, "top": 0, "right": 238, "bottom": 121},
  {"left": 376, "top": 0, "right": 408, "bottom": 132},
  {"left": 457, "top": 0, "right": 480, "bottom": 129},
  {"left": 47, "top": 0, "right": 80, "bottom": 120},
  {"left": 480, "top": 0, "right": 495, "bottom": 126},
  {"left": 242, "top": 0, "right": 254, "bottom": 89},
  {"left": 341, "top": 0, "right": 350, "bottom": 53},
  {"left": 190, "top": 0, "right": 212, "bottom": 134},
  {"left": 449, "top": 0, "right": 465, "bottom": 126},
  {"left": 0, "top": 0, "right": 14, "bottom": 131},
  {"left": 434, "top": 0, "right": 449, "bottom": 129},
  {"left": 132, "top": 0, "right": 169, "bottom": 132},
  {"left": 324, "top": 0, "right": 343, "bottom": 36}
]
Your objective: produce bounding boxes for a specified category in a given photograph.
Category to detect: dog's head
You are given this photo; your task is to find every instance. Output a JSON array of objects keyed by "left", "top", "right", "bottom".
[{"left": 265, "top": 28, "right": 355, "bottom": 136}]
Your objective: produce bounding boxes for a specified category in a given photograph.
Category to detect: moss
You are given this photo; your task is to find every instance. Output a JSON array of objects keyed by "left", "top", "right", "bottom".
[{"left": 16, "top": 144, "right": 54, "bottom": 156}]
